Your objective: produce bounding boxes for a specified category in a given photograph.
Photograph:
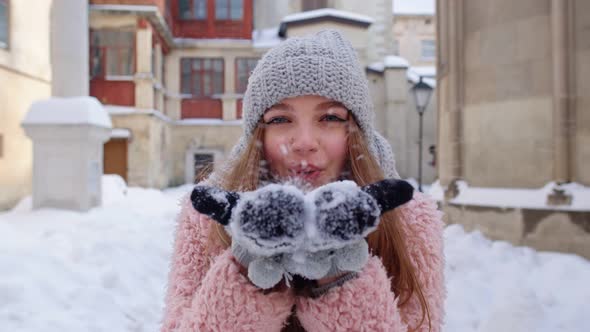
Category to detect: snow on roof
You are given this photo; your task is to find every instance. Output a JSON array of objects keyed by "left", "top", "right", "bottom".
[
  {"left": 392, "top": 0, "right": 435, "bottom": 16},
  {"left": 23, "top": 97, "right": 112, "bottom": 128},
  {"left": 252, "top": 26, "right": 283, "bottom": 48},
  {"left": 89, "top": 4, "right": 158, "bottom": 14},
  {"left": 368, "top": 55, "right": 410, "bottom": 72},
  {"left": 384, "top": 55, "right": 410, "bottom": 68},
  {"left": 368, "top": 57, "right": 436, "bottom": 87},
  {"left": 282, "top": 8, "right": 374, "bottom": 25},
  {"left": 407, "top": 66, "right": 436, "bottom": 87},
  {"left": 410, "top": 66, "right": 436, "bottom": 77},
  {"left": 174, "top": 38, "right": 252, "bottom": 48},
  {"left": 436, "top": 180, "right": 590, "bottom": 212}
]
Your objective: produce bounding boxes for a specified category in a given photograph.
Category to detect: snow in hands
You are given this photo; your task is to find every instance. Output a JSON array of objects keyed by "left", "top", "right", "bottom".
[{"left": 190, "top": 179, "right": 414, "bottom": 288}]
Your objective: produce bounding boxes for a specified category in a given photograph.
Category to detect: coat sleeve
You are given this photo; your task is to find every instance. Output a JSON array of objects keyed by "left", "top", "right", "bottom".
[
  {"left": 160, "top": 195, "right": 295, "bottom": 332},
  {"left": 295, "top": 192, "right": 446, "bottom": 332},
  {"left": 396, "top": 192, "right": 446, "bottom": 332}
]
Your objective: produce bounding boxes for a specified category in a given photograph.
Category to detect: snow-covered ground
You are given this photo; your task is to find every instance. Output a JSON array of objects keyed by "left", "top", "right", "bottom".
[{"left": 1, "top": 176, "right": 589, "bottom": 332}]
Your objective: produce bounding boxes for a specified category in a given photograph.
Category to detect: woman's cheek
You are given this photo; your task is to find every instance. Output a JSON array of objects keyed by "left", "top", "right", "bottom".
[{"left": 264, "top": 140, "right": 289, "bottom": 176}]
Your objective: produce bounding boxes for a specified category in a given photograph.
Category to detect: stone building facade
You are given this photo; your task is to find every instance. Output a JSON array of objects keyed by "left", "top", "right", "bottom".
[
  {"left": 0, "top": 0, "right": 53, "bottom": 210},
  {"left": 1, "top": 0, "right": 438, "bottom": 210},
  {"left": 437, "top": 0, "right": 590, "bottom": 258}
]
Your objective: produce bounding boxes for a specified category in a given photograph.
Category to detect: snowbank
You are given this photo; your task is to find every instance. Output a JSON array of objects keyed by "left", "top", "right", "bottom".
[
  {"left": 0, "top": 177, "right": 192, "bottom": 332},
  {"left": 0, "top": 177, "right": 588, "bottom": 331}
]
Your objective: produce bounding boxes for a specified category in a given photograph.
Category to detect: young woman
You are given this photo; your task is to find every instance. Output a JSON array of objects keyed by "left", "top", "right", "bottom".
[{"left": 160, "top": 30, "right": 445, "bottom": 332}]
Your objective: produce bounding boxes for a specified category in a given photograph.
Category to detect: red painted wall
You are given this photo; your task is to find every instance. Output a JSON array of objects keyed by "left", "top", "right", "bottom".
[
  {"left": 90, "top": 80, "right": 136, "bottom": 106},
  {"left": 181, "top": 99, "right": 223, "bottom": 119}
]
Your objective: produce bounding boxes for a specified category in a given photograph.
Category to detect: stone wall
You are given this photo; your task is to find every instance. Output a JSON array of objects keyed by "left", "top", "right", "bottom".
[
  {"left": 574, "top": 0, "right": 590, "bottom": 184},
  {"left": 0, "top": 69, "right": 51, "bottom": 210},
  {"left": 437, "top": 0, "right": 590, "bottom": 258},
  {"left": 393, "top": 15, "right": 436, "bottom": 67},
  {"left": 0, "top": 0, "right": 52, "bottom": 210},
  {"left": 444, "top": 203, "right": 590, "bottom": 259},
  {"left": 169, "top": 122, "right": 243, "bottom": 186}
]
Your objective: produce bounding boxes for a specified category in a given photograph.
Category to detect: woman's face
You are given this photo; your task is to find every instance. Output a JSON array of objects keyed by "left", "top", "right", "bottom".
[{"left": 262, "top": 95, "right": 349, "bottom": 188}]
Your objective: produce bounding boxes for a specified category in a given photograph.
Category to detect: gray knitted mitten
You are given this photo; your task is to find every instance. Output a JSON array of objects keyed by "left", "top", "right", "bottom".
[{"left": 190, "top": 179, "right": 414, "bottom": 289}]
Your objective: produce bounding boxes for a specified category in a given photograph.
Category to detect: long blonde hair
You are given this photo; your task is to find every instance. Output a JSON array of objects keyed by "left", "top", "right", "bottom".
[{"left": 204, "top": 119, "right": 431, "bottom": 332}]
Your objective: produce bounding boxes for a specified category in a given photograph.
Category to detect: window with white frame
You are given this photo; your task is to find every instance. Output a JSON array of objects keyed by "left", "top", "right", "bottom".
[
  {"left": 421, "top": 39, "right": 436, "bottom": 60},
  {"left": 215, "top": 0, "right": 243, "bottom": 20},
  {"left": 181, "top": 58, "right": 224, "bottom": 97},
  {"left": 0, "top": 0, "right": 8, "bottom": 47},
  {"left": 90, "top": 29, "right": 135, "bottom": 78}
]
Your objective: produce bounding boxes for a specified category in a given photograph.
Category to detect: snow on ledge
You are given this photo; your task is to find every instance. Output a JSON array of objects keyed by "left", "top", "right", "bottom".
[
  {"left": 89, "top": 4, "right": 158, "bottom": 14},
  {"left": 23, "top": 97, "right": 112, "bottom": 128},
  {"left": 440, "top": 181, "right": 590, "bottom": 212},
  {"left": 384, "top": 55, "right": 410, "bottom": 68},
  {"left": 252, "top": 26, "right": 283, "bottom": 48},
  {"left": 282, "top": 8, "right": 374, "bottom": 25},
  {"left": 392, "top": 0, "right": 435, "bottom": 16},
  {"left": 407, "top": 67, "right": 436, "bottom": 87},
  {"left": 368, "top": 55, "right": 410, "bottom": 72},
  {"left": 110, "top": 128, "right": 131, "bottom": 139}
]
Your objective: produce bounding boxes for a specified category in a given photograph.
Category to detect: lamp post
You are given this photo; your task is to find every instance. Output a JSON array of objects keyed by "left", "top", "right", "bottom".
[{"left": 411, "top": 77, "right": 433, "bottom": 192}]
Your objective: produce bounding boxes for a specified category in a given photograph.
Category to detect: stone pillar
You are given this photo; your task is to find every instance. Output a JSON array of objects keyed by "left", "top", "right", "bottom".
[
  {"left": 383, "top": 56, "right": 409, "bottom": 176},
  {"left": 222, "top": 56, "right": 237, "bottom": 120},
  {"left": 221, "top": 96, "right": 238, "bottom": 121},
  {"left": 548, "top": 0, "right": 575, "bottom": 205},
  {"left": 437, "top": 0, "right": 464, "bottom": 196},
  {"left": 21, "top": 97, "right": 112, "bottom": 211},
  {"left": 154, "top": 44, "right": 165, "bottom": 113},
  {"left": 50, "top": 0, "right": 89, "bottom": 97},
  {"left": 551, "top": 0, "right": 574, "bottom": 183},
  {"left": 135, "top": 24, "right": 155, "bottom": 109}
]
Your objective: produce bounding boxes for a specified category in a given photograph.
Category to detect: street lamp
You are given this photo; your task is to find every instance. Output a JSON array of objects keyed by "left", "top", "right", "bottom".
[{"left": 411, "top": 77, "right": 433, "bottom": 192}]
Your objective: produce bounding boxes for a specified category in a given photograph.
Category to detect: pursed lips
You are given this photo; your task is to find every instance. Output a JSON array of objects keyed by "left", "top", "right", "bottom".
[{"left": 288, "top": 164, "right": 323, "bottom": 178}]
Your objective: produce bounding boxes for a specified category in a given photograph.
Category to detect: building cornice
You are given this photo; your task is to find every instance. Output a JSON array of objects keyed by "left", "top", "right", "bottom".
[{"left": 89, "top": 4, "right": 174, "bottom": 49}]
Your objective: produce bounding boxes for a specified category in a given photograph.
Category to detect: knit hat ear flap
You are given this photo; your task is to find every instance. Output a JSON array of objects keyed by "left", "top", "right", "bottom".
[{"left": 371, "top": 132, "right": 400, "bottom": 179}]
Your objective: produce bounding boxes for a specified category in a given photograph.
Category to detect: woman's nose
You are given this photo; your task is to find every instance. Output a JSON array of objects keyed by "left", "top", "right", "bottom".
[{"left": 290, "top": 127, "right": 319, "bottom": 154}]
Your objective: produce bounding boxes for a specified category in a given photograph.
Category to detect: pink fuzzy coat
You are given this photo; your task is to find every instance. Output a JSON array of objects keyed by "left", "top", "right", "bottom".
[{"left": 160, "top": 192, "right": 445, "bottom": 332}]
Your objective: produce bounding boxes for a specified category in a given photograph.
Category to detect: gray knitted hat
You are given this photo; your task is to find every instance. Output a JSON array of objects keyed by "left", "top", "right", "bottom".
[{"left": 208, "top": 30, "right": 399, "bottom": 185}]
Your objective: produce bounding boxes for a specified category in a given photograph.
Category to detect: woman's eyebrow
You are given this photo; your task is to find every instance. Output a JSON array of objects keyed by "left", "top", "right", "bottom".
[
  {"left": 315, "top": 101, "right": 346, "bottom": 111},
  {"left": 268, "top": 103, "right": 294, "bottom": 112}
]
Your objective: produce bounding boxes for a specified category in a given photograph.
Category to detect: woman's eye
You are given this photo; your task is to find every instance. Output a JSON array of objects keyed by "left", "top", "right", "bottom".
[
  {"left": 321, "top": 114, "right": 346, "bottom": 122},
  {"left": 265, "top": 117, "right": 290, "bottom": 125}
]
